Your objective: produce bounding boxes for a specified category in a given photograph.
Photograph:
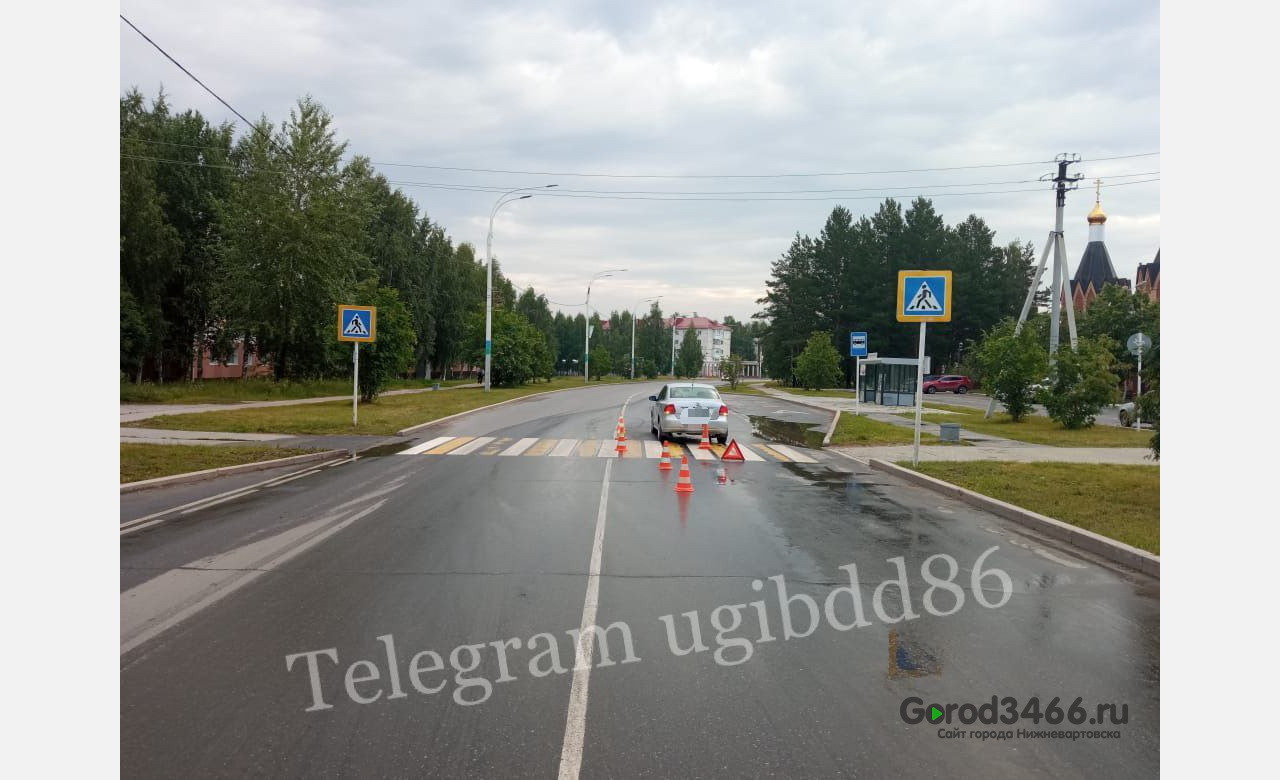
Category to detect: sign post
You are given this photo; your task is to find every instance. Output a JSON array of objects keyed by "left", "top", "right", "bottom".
[
  {"left": 1127, "top": 332, "right": 1152, "bottom": 429},
  {"left": 338, "top": 305, "right": 377, "bottom": 427},
  {"left": 849, "top": 331, "right": 868, "bottom": 416},
  {"left": 897, "top": 271, "right": 953, "bottom": 466}
]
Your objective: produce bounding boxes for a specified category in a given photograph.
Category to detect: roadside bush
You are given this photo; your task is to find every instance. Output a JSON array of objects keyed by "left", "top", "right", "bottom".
[
  {"left": 719, "top": 354, "right": 744, "bottom": 389},
  {"left": 467, "top": 308, "right": 551, "bottom": 387},
  {"left": 589, "top": 343, "right": 613, "bottom": 380},
  {"left": 639, "top": 357, "right": 659, "bottom": 379},
  {"left": 795, "top": 332, "right": 842, "bottom": 390},
  {"left": 1137, "top": 382, "right": 1159, "bottom": 459},
  {"left": 1042, "top": 337, "right": 1120, "bottom": 429},
  {"left": 972, "top": 319, "right": 1047, "bottom": 422},
  {"left": 354, "top": 283, "right": 417, "bottom": 402}
]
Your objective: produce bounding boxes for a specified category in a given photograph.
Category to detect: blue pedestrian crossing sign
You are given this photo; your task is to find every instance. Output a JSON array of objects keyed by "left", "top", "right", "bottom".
[
  {"left": 897, "top": 270, "right": 952, "bottom": 323},
  {"left": 338, "top": 305, "right": 377, "bottom": 342},
  {"left": 849, "top": 331, "right": 868, "bottom": 357}
]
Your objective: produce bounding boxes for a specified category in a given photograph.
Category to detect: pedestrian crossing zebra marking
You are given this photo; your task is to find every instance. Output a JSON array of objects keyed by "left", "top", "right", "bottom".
[{"left": 397, "top": 436, "right": 822, "bottom": 464}]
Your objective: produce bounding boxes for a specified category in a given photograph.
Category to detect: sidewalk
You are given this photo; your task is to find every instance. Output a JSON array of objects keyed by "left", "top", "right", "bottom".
[
  {"left": 763, "top": 385, "right": 1155, "bottom": 465},
  {"left": 121, "top": 384, "right": 480, "bottom": 423},
  {"left": 120, "top": 425, "right": 407, "bottom": 454},
  {"left": 831, "top": 444, "right": 1155, "bottom": 465}
]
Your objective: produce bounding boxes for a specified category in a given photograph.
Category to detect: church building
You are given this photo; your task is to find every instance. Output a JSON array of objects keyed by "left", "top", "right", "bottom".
[{"left": 1070, "top": 184, "right": 1131, "bottom": 310}]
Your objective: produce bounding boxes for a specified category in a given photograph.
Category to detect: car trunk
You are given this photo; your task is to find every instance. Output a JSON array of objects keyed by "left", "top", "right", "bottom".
[{"left": 670, "top": 397, "right": 720, "bottom": 425}]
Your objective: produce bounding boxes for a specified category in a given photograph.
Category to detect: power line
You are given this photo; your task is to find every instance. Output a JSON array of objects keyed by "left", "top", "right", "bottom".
[
  {"left": 120, "top": 14, "right": 287, "bottom": 158},
  {"left": 121, "top": 152, "right": 1158, "bottom": 199},
  {"left": 123, "top": 133, "right": 1158, "bottom": 182},
  {"left": 120, "top": 152, "right": 1158, "bottom": 202}
]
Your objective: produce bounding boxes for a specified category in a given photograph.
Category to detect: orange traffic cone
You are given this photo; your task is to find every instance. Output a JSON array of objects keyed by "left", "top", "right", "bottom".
[
  {"left": 615, "top": 416, "right": 627, "bottom": 454},
  {"left": 674, "top": 455, "right": 694, "bottom": 493},
  {"left": 698, "top": 423, "right": 712, "bottom": 450},
  {"left": 658, "top": 440, "right": 673, "bottom": 471}
]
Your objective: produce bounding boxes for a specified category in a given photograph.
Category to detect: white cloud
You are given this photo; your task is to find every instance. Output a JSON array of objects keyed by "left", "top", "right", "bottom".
[{"left": 120, "top": 0, "right": 1159, "bottom": 322}]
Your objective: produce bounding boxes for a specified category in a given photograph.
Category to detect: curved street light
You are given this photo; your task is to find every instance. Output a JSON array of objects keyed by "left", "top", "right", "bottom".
[
  {"left": 583, "top": 269, "right": 627, "bottom": 383},
  {"left": 484, "top": 185, "right": 556, "bottom": 391}
]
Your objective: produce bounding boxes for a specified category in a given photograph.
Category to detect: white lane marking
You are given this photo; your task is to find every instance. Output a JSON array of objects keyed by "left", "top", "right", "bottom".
[
  {"left": 735, "top": 443, "right": 766, "bottom": 462},
  {"left": 500, "top": 437, "right": 540, "bottom": 456},
  {"left": 179, "top": 488, "right": 257, "bottom": 514},
  {"left": 400, "top": 436, "right": 453, "bottom": 455},
  {"left": 120, "top": 461, "right": 339, "bottom": 535},
  {"left": 448, "top": 436, "right": 494, "bottom": 455},
  {"left": 550, "top": 438, "right": 579, "bottom": 457},
  {"left": 642, "top": 440, "right": 662, "bottom": 458},
  {"left": 261, "top": 468, "right": 321, "bottom": 487},
  {"left": 121, "top": 500, "right": 387, "bottom": 656},
  {"left": 687, "top": 445, "right": 715, "bottom": 461},
  {"left": 596, "top": 440, "right": 619, "bottom": 458},
  {"left": 558, "top": 393, "right": 635, "bottom": 780},
  {"left": 771, "top": 444, "right": 818, "bottom": 463}
]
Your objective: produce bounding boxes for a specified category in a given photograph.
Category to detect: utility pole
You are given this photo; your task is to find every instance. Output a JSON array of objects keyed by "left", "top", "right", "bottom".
[
  {"left": 1048, "top": 154, "right": 1083, "bottom": 357},
  {"left": 984, "top": 153, "right": 1082, "bottom": 419}
]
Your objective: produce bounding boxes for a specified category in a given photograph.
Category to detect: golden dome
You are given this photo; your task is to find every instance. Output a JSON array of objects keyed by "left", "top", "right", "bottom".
[{"left": 1087, "top": 200, "right": 1107, "bottom": 225}]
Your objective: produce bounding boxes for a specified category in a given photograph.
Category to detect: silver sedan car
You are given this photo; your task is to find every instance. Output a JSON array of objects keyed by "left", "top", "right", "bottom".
[{"left": 649, "top": 382, "right": 729, "bottom": 443}]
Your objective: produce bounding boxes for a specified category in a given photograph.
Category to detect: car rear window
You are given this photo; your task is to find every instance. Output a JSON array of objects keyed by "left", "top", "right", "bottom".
[{"left": 669, "top": 386, "right": 718, "bottom": 399}]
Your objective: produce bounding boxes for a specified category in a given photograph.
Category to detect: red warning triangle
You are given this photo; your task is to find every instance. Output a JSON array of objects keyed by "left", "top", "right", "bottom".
[{"left": 720, "top": 438, "right": 746, "bottom": 461}]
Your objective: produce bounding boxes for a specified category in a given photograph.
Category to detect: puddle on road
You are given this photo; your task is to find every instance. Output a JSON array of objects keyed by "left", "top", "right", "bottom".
[
  {"left": 355, "top": 441, "right": 413, "bottom": 458},
  {"left": 748, "top": 414, "right": 827, "bottom": 449}
]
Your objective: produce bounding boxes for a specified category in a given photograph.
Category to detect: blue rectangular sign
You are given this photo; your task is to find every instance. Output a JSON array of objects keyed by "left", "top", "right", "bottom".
[
  {"left": 849, "top": 331, "right": 868, "bottom": 357},
  {"left": 338, "top": 305, "right": 377, "bottom": 342}
]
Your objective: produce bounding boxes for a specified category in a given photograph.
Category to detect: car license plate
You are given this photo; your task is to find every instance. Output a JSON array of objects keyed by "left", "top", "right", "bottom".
[{"left": 687, "top": 407, "right": 710, "bottom": 418}]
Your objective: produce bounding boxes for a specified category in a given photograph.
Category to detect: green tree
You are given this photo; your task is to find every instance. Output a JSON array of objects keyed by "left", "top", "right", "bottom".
[
  {"left": 1042, "top": 337, "right": 1121, "bottom": 429},
  {"left": 972, "top": 319, "right": 1048, "bottom": 421},
  {"left": 218, "top": 97, "right": 372, "bottom": 380},
  {"left": 589, "top": 342, "right": 613, "bottom": 380},
  {"left": 353, "top": 283, "right": 416, "bottom": 402},
  {"left": 795, "top": 332, "right": 842, "bottom": 390},
  {"left": 675, "top": 328, "right": 704, "bottom": 378},
  {"left": 719, "top": 355, "right": 744, "bottom": 389},
  {"left": 467, "top": 308, "right": 547, "bottom": 386},
  {"left": 639, "top": 357, "right": 659, "bottom": 379}
]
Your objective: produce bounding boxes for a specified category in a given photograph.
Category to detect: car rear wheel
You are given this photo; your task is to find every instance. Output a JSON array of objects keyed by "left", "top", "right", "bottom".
[{"left": 1119, "top": 410, "right": 1132, "bottom": 427}]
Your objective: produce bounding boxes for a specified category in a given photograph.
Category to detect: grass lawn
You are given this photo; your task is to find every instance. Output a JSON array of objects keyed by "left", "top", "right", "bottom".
[
  {"left": 121, "top": 443, "right": 321, "bottom": 484},
  {"left": 721, "top": 384, "right": 772, "bottom": 397},
  {"left": 830, "top": 413, "right": 941, "bottom": 446},
  {"left": 911, "top": 403, "right": 1154, "bottom": 448},
  {"left": 905, "top": 461, "right": 1160, "bottom": 554},
  {"left": 763, "top": 381, "right": 859, "bottom": 399},
  {"left": 129, "top": 376, "right": 628, "bottom": 435},
  {"left": 119, "top": 376, "right": 486, "bottom": 404}
]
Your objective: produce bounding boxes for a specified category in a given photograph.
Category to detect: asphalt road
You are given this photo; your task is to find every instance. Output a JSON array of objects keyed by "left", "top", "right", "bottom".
[{"left": 121, "top": 381, "right": 1159, "bottom": 777}]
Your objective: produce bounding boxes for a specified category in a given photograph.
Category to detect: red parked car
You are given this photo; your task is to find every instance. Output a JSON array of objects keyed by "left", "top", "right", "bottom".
[{"left": 922, "top": 374, "right": 973, "bottom": 394}]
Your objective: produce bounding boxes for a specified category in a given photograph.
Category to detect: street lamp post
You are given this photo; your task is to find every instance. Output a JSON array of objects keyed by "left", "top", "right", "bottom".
[
  {"left": 484, "top": 184, "right": 557, "bottom": 392},
  {"left": 630, "top": 296, "right": 662, "bottom": 379},
  {"left": 583, "top": 269, "right": 627, "bottom": 383}
]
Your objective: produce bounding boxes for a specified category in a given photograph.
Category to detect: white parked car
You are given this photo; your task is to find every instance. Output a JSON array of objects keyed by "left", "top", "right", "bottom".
[{"left": 649, "top": 382, "right": 729, "bottom": 443}]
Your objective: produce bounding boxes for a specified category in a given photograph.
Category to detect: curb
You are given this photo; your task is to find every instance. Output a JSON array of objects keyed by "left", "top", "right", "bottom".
[
  {"left": 866, "top": 459, "right": 1159, "bottom": 578},
  {"left": 120, "top": 449, "right": 348, "bottom": 494},
  {"left": 394, "top": 381, "right": 649, "bottom": 437}
]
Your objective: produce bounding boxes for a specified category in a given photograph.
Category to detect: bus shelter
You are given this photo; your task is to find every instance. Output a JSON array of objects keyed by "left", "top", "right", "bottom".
[{"left": 859, "top": 355, "right": 932, "bottom": 407}]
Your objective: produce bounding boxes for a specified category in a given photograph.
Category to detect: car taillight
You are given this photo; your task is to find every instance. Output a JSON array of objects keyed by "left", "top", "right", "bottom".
[
  {"left": 664, "top": 404, "right": 676, "bottom": 415},
  {"left": 718, "top": 405, "right": 728, "bottom": 416}
]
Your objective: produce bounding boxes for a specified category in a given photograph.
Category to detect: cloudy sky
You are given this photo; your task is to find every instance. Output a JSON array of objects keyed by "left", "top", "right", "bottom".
[{"left": 119, "top": 0, "right": 1159, "bottom": 323}]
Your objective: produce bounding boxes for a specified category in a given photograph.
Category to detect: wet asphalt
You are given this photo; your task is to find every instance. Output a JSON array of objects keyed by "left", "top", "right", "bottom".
[{"left": 120, "top": 382, "right": 1159, "bottom": 777}]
